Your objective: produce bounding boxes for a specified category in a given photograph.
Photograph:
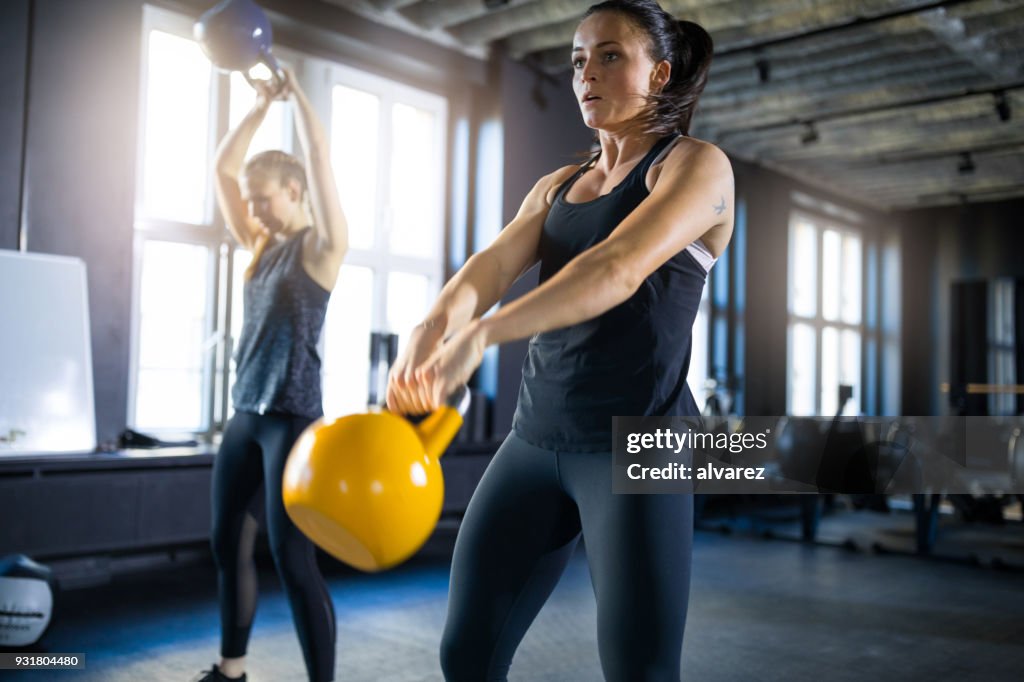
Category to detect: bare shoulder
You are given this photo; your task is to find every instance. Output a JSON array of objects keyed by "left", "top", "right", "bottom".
[
  {"left": 540, "top": 164, "right": 586, "bottom": 205},
  {"left": 664, "top": 137, "right": 732, "bottom": 178}
]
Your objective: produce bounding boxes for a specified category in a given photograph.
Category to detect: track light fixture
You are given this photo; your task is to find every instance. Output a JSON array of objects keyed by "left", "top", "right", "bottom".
[
  {"left": 800, "top": 121, "right": 819, "bottom": 145},
  {"left": 957, "top": 151, "right": 976, "bottom": 175},
  {"left": 994, "top": 90, "right": 1011, "bottom": 122},
  {"left": 755, "top": 58, "right": 770, "bottom": 84}
]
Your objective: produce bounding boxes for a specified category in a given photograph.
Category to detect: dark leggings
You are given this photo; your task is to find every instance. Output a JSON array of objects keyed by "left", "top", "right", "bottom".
[
  {"left": 441, "top": 432, "right": 693, "bottom": 681},
  {"left": 211, "top": 411, "right": 336, "bottom": 682}
]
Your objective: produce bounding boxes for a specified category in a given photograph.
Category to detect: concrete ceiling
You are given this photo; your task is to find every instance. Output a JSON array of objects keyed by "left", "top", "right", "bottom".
[{"left": 325, "top": 0, "right": 1024, "bottom": 209}]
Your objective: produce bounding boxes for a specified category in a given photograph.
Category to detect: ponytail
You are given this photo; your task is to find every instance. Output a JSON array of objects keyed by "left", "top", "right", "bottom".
[{"left": 583, "top": 1, "right": 713, "bottom": 135}]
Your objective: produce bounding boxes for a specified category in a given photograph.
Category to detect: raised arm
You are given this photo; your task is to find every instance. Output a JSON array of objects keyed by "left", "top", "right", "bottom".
[
  {"left": 213, "top": 82, "right": 274, "bottom": 250},
  {"left": 287, "top": 70, "right": 348, "bottom": 266},
  {"left": 386, "top": 164, "right": 578, "bottom": 415},
  {"left": 416, "top": 141, "right": 735, "bottom": 408}
]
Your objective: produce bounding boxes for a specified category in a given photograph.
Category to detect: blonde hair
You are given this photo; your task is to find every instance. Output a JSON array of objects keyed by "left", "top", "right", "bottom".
[
  {"left": 243, "top": 150, "right": 308, "bottom": 195},
  {"left": 241, "top": 151, "right": 309, "bottom": 281}
]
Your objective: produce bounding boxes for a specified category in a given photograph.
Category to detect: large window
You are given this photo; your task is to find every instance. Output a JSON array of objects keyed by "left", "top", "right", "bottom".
[
  {"left": 321, "top": 63, "right": 447, "bottom": 418},
  {"left": 787, "top": 206, "right": 866, "bottom": 417},
  {"left": 131, "top": 6, "right": 447, "bottom": 434},
  {"left": 786, "top": 193, "right": 901, "bottom": 417},
  {"left": 989, "top": 278, "right": 1017, "bottom": 416}
]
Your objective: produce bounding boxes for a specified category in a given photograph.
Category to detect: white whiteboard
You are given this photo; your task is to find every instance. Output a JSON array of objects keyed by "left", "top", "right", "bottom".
[{"left": 0, "top": 249, "right": 96, "bottom": 454}]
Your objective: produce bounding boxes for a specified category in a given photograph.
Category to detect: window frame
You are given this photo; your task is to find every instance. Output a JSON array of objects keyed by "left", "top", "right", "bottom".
[
  {"left": 787, "top": 207, "right": 872, "bottom": 417},
  {"left": 322, "top": 58, "right": 448, "bottom": 327}
]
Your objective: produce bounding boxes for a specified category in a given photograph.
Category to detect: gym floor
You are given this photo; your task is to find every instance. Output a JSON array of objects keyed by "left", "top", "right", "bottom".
[{"left": 28, "top": 505, "right": 1024, "bottom": 682}]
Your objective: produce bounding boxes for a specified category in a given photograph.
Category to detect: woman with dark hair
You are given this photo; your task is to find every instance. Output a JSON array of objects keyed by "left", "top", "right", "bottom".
[
  {"left": 197, "top": 68, "right": 347, "bottom": 682},
  {"left": 388, "top": 0, "right": 731, "bottom": 679}
]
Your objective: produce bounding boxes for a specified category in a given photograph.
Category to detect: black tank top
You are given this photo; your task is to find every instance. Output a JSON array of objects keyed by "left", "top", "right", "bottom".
[
  {"left": 512, "top": 135, "right": 707, "bottom": 452},
  {"left": 232, "top": 227, "right": 330, "bottom": 419}
]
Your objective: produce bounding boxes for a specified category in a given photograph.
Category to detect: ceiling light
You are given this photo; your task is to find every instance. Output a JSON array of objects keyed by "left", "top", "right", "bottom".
[
  {"left": 994, "top": 90, "right": 1011, "bottom": 122},
  {"left": 957, "top": 152, "right": 976, "bottom": 175},
  {"left": 800, "top": 122, "right": 819, "bottom": 145},
  {"left": 755, "top": 58, "right": 770, "bottom": 84}
]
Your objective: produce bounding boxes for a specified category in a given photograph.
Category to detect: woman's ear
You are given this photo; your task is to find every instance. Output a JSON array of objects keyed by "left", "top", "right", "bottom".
[
  {"left": 651, "top": 59, "right": 671, "bottom": 92},
  {"left": 287, "top": 178, "right": 303, "bottom": 202}
]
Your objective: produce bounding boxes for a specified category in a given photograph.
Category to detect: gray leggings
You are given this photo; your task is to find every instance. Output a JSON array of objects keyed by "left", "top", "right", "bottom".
[{"left": 440, "top": 432, "right": 693, "bottom": 681}]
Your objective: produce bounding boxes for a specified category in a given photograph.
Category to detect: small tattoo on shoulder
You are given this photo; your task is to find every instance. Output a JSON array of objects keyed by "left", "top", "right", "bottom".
[{"left": 713, "top": 196, "right": 726, "bottom": 215}]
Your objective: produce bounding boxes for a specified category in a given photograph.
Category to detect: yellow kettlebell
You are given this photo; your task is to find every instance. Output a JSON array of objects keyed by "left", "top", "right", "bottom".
[{"left": 283, "top": 388, "right": 469, "bottom": 572}]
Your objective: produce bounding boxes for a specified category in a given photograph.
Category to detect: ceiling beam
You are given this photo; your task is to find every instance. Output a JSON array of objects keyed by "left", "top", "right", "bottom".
[
  {"left": 363, "top": 0, "right": 420, "bottom": 11},
  {"left": 699, "top": 69, "right": 983, "bottom": 135},
  {"left": 701, "top": 49, "right": 967, "bottom": 111},
  {"left": 714, "top": 0, "right": 980, "bottom": 57},
  {"left": 712, "top": 79, "right": 1024, "bottom": 138},
  {"left": 915, "top": 3, "right": 1023, "bottom": 82},
  {"left": 400, "top": 0, "right": 533, "bottom": 31},
  {"left": 447, "top": 0, "right": 591, "bottom": 47},
  {"left": 502, "top": 0, "right": 820, "bottom": 60}
]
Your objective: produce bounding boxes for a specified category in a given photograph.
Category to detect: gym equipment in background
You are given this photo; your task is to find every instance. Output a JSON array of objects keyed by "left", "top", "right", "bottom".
[
  {"left": 0, "top": 554, "right": 54, "bottom": 647},
  {"left": 0, "top": 250, "right": 95, "bottom": 455},
  {"left": 283, "top": 387, "right": 471, "bottom": 572},
  {"left": 194, "top": 0, "right": 285, "bottom": 92}
]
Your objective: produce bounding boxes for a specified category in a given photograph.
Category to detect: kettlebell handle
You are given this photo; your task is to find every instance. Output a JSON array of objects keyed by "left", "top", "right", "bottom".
[
  {"left": 243, "top": 49, "right": 287, "bottom": 96},
  {"left": 447, "top": 384, "right": 471, "bottom": 416},
  {"left": 415, "top": 385, "right": 471, "bottom": 461}
]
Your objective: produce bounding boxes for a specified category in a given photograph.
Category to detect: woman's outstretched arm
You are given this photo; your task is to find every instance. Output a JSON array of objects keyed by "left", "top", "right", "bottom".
[
  {"left": 413, "top": 141, "right": 734, "bottom": 409},
  {"left": 385, "top": 165, "right": 578, "bottom": 415}
]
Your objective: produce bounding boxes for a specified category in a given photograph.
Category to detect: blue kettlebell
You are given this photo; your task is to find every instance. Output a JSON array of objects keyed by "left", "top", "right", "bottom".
[{"left": 193, "top": 0, "right": 285, "bottom": 91}]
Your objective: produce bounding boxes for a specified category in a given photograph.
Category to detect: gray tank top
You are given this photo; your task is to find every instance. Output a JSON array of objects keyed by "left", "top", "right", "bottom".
[{"left": 232, "top": 227, "right": 330, "bottom": 419}]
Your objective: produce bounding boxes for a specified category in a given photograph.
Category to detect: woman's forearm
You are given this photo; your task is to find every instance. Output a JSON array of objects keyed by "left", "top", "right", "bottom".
[
  {"left": 289, "top": 86, "right": 327, "bottom": 166},
  {"left": 289, "top": 84, "right": 348, "bottom": 253},
  {"left": 214, "top": 103, "right": 269, "bottom": 177},
  {"left": 479, "top": 243, "right": 638, "bottom": 347},
  {"left": 424, "top": 250, "right": 513, "bottom": 339}
]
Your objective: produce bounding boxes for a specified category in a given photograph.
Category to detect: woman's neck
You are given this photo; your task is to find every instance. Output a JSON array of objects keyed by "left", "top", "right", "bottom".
[
  {"left": 595, "top": 130, "right": 662, "bottom": 174},
  {"left": 279, "top": 206, "right": 313, "bottom": 235}
]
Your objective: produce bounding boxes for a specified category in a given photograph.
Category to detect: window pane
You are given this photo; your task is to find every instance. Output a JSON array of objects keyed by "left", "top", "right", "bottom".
[
  {"left": 882, "top": 339, "right": 901, "bottom": 416},
  {"left": 331, "top": 85, "right": 379, "bottom": 250},
  {"left": 229, "top": 72, "right": 289, "bottom": 158},
  {"left": 841, "top": 233, "right": 862, "bottom": 324},
  {"left": 137, "top": 369, "right": 204, "bottom": 430},
  {"left": 387, "top": 272, "right": 431, "bottom": 355},
  {"left": 881, "top": 236, "right": 901, "bottom": 415},
  {"left": 840, "top": 329, "right": 861, "bottom": 416},
  {"left": 864, "top": 338, "right": 877, "bottom": 416},
  {"left": 713, "top": 316, "right": 728, "bottom": 379},
  {"left": 141, "top": 30, "right": 211, "bottom": 224},
  {"left": 687, "top": 287, "right": 710, "bottom": 413},
  {"left": 219, "top": 248, "right": 254, "bottom": 420},
  {"left": 791, "top": 220, "right": 817, "bottom": 318},
  {"left": 822, "top": 229, "right": 841, "bottom": 322},
  {"left": 322, "top": 266, "right": 374, "bottom": 417},
  {"left": 789, "top": 323, "right": 817, "bottom": 416},
  {"left": 989, "top": 280, "right": 1016, "bottom": 415},
  {"left": 820, "top": 326, "right": 839, "bottom": 416},
  {"left": 389, "top": 103, "right": 441, "bottom": 258},
  {"left": 135, "top": 240, "right": 210, "bottom": 430}
]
